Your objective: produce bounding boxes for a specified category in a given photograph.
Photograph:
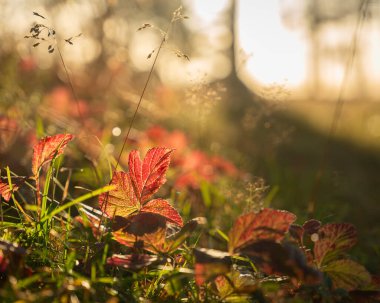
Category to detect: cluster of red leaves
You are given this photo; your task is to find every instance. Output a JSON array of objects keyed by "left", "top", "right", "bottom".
[
  {"left": 97, "top": 148, "right": 209, "bottom": 268},
  {"left": 1, "top": 130, "right": 377, "bottom": 301},
  {"left": 133, "top": 126, "right": 238, "bottom": 189},
  {"left": 193, "top": 208, "right": 323, "bottom": 287},
  {"left": 194, "top": 209, "right": 379, "bottom": 300}
]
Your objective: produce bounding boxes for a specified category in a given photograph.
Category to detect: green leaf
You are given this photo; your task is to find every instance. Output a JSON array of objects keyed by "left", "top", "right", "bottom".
[{"left": 323, "top": 259, "right": 371, "bottom": 291}]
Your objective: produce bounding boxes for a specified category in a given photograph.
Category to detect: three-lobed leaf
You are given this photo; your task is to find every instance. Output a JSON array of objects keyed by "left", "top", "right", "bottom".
[
  {"left": 99, "top": 147, "right": 182, "bottom": 226},
  {"left": 32, "top": 133, "right": 74, "bottom": 176},
  {"left": 228, "top": 208, "right": 296, "bottom": 253}
]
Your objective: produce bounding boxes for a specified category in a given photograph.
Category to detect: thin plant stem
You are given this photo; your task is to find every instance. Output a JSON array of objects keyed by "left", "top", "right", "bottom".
[{"left": 56, "top": 44, "right": 85, "bottom": 127}]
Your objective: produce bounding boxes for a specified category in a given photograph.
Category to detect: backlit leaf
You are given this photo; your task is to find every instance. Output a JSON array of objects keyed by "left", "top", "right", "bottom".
[
  {"left": 113, "top": 215, "right": 199, "bottom": 253},
  {"left": 0, "top": 177, "right": 24, "bottom": 202},
  {"left": 141, "top": 198, "right": 183, "bottom": 226},
  {"left": 323, "top": 259, "right": 371, "bottom": 291},
  {"left": 314, "top": 223, "right": 357, "bottom": 266},
  {"left": 128, "top": 148, "right": 172, "bottom": 203},
  {"left": 112, "top": 213, "right": 167, "bottom": 252},
  {"left": 99, "top": 171, "right": 139, "bottom": 218},
  {"left": 32, "top": 133, "right": 73, "bottom": 176},
  {"left": 99, "top": 148, "right": 182, "bottom": 227},
  {"left": 228, "top": 208, "right": 296, "bottom": 253}
]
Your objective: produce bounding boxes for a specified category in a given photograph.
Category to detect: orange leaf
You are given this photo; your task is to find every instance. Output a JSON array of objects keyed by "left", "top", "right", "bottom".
[
  {"left": 141, "top": 198, "right": 183, "bottom": 226},
  {"left": 99, "top": 171, "right": 139, "bottom": 218},
  {"left": 128, "top": 147, "right": 172, "bottom": 203},
  {"left": 228, "top": 208, "right": 296, "bottom": 253},
  {"left": 32, "top": 133, "right": 73, "bottom": 176}
]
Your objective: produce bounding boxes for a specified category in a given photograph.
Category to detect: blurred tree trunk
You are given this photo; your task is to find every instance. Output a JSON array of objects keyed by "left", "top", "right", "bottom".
[{"left": 222, "top": 0, "right": 261, "bottom": 117}]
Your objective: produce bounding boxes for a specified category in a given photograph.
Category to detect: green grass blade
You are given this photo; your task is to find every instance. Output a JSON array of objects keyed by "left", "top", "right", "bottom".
[{"left": 39, "top": 185, "right": 114, "bottom": 223}]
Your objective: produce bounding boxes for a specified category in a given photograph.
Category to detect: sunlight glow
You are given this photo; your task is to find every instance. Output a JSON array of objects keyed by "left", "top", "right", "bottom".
[{"left": 237, "top": 0, "right": 307, "bottom": 87}]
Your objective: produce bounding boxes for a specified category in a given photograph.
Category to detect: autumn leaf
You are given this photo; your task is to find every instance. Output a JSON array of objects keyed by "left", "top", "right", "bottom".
[
  {"left": 323, "top": 259, "right": 371, "bottom": 291},
  {"left": 141, "top": 199, "right": 183, "bottom": 226},
  {"left": 32, "top": 133, "right": 74, "bottom": 176},
  {"left": 314, "top": 223, "right": 357, "bottom": 266},
  {"left": 0, "top": 177, "right": 24, "bottom": 202},
  {"left": 128, "top": 147, "right": 172, "bottom": 203},
  {"left": 303, "top": 219, "right": 322, "bottom": 235},
  {"left": 113, "top": 216, "right": 205, "bottom": 253},
  {"left": 228, "top": 208, "right": 296, "bottom": 253},
  {"left": 99, "top": 148, "right": 182, "bottom": 226},
  {"left": 99, "top": 171, "right": 139, "bottom": 218}
]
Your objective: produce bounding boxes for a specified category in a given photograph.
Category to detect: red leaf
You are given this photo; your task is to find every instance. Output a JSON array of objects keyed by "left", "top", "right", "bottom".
[
  {"left": 314, "top": 223, "right": 357, "bottom": 266},
  {"left": 128, "top": 147, "right": 172, "bottom": 203},
  {"left": 32, "top": 133, "right": 73, "bottom": 176},
  {"left": 228, "top": 208, "right": 296, "bottom": 253},
  {"left": 99, "top": 171, "right": 139, "bottom": 218},
  {"left": 0, "top": 180, "right": 16, "bottom": 202},
  {"left": 303, "top": 219, "right": 322, "bottom": 235},
  {"left": 99, "top": 148, "right": 183, "bottom": 229},
  {"left": 112, "top": 213, "right": 167, "bottom": 253},
  {"left": 141, "top": 198, "right": 183, "bottom": 226}
]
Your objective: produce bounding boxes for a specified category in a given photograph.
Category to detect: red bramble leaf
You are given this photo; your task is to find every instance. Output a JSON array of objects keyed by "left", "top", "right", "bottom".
[
  {"left": 314, "top": 223, "right": 357, "bottom": 266},
  {"left": 32, "top": 133, "right": 74, "bottom": 176},
  {"left": 99, "top": 148, "right": 182, "bottom": 226},
  {"left": 228, "top": 208, "right": 296, "bottom": 253},
  {"left": 128, "top": 148, "right": 172, "bottom": 203},
  {"left": 99, "top": 171, "right": 139, "bottom": 218},
  {"left": 141, "top": 198, "right": 183, "bottom": 226}
]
